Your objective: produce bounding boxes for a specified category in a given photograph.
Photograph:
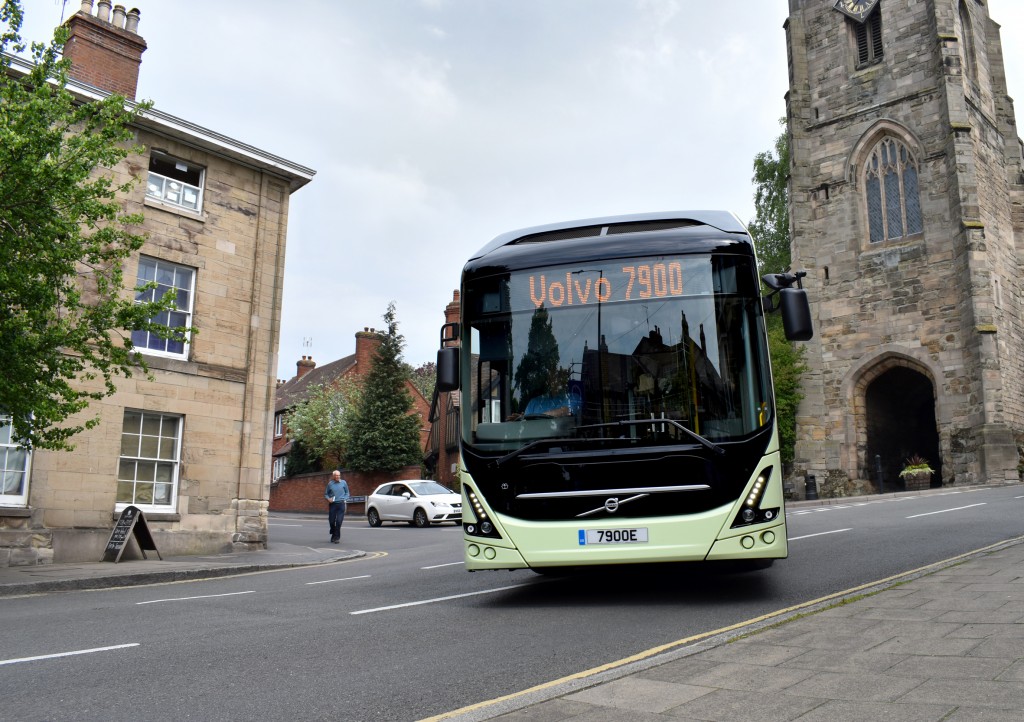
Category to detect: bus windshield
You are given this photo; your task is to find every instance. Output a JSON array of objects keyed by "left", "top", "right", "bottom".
[{"left": 463, "top": 253, "right": 772, "bottom": 451}]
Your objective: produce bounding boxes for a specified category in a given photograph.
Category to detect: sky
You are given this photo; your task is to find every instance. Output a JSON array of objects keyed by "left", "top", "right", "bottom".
[{"left": 14, "top": 0, "right": 1024, "bottom": 380}]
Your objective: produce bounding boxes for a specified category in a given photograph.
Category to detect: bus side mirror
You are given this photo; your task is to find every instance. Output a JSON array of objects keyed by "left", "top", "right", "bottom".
[
  {"left": 437, "top": 346, "right": 459, "bottom": 392},
  {"left": 779, "top": 288, "right": 813, "bottom": 341},
  {"left": 762, "top": 270, "right": 814, "bottom": 342}
]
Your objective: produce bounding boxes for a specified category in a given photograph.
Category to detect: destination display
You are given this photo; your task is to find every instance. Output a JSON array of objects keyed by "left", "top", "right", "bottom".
[{"left": 511, "top": 256, "right": 715, "bottom": 312}]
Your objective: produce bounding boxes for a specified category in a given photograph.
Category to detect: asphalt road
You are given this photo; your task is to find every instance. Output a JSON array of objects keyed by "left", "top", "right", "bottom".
[{"left": 0, "top": 485, "right": 1020, "bottom": 721}]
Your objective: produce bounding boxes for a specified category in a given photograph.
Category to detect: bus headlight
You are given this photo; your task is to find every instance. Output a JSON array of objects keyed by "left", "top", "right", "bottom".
[
  {"left": 731, "top": 467, "right": 780, "bottom": 528},
  {"left": 464, "top": 487, "right": 502, "bottom": 539}
]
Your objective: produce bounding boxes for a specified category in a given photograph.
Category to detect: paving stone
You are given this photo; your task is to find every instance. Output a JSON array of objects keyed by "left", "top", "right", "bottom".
[
  {"left": 871, "top": 635, "right": 984, "bottom": 656},
  {"left": 637, "top": 657, "right": 725, "bottom": 684},
  {"left": 779, "top": 699, "right": 955, "bottom": 721},
  {"left": 662, "top": 688, "right": 825, "bottom": 721},
  {"left": 885, "top": 654, "right": 1013, "bottom": 679},
  {"left": 697, "top": 641, "right": 808, "bottom": 666},
  {"left": 943, "top": 708, "right": 1024, "bottom": 721},
  {"left": 934, "top": 610, "right": 1024, "bottom": 625},
  {"left": 681, "top": 661, "right": 817, "bottom": 693},
  {"left": 564, "top": 677, "right": 713, "bottom": 714},
  {"left": 787, "top": 671, "right": 926, "bottom": 702},
  {"left": 898, "top": 678, "right": 1024, "bottom": 710},
  {"left": 944, "top": 623, "right": 1024, "bottom": 639},
  {"left": 782, "top": 648, "right": 908, "bottom": 673},
  {"left": 965, "top": 637, "right": 1024, "bottom": 659}
]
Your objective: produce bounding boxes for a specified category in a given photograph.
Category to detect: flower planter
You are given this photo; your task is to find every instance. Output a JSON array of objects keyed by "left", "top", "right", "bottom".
[{"left": 902, "top": 471, "right": 932, "bottom": 491}]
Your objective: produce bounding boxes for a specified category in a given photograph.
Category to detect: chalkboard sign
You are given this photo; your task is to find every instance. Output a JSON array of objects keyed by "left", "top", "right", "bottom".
[{"left": 102, "top": 505, "right": 162, "bottom": 563}]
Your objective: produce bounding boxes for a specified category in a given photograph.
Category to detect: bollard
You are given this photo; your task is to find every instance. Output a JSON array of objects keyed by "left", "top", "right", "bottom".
[
  {"left": 875, "top": 454, "right": 884, "bottom": 494},
  {"left": 805, "top": 473, "right": 818, "bottom": 501}
]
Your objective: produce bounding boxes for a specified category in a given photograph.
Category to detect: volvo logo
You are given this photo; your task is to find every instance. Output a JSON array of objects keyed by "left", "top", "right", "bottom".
[{"left": 576, "top": 493, "right": 649, "bottom": 518}]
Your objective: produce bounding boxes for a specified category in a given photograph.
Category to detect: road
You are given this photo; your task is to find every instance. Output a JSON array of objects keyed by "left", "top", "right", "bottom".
[{"left": 0, "top": 486, "right": 1021, "bottom": 721}]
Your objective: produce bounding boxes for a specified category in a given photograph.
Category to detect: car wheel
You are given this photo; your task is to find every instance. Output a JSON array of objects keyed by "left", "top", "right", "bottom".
[
  {"left": 413, "top": 508, "right": 430, "bottom": 528},
  {"left": 367, "top": 508, "right": 382, "bottom": 527}
]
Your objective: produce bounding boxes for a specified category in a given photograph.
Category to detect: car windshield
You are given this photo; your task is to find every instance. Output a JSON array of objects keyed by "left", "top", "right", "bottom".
[
  {"left": 462, "top": 252, "right": 772, "bottom": 451},
  {"left": 408, "top": 481, "right": 456, "bottom": 496}
]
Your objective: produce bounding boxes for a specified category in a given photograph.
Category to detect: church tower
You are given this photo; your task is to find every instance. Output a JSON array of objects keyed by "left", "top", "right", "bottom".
[{"left": 785, "top": 0, "right": 1024, "bottom": 495}]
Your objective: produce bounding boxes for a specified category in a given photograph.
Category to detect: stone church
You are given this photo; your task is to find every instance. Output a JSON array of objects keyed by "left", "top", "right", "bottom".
[{"left": 785, "top": 0, "right": 1023, "bottom": 496}]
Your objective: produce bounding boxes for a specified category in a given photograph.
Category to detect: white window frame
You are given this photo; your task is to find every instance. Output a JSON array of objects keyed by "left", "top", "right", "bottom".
[
  {"left": 116, "top": 410, "right": 183, "bottom": 513},
  {"left": 0, "top": 414, "right": 31, "bottom": 507},
  {"left": 274, "top": 413, "right": 284, "bottom": 438},
  {"left": 273, "top": 456, "right": 285, "bottom": 481},
  {"left": 132, "top": 256, "right": 196, "bottom": 359},
  {"left": 146, "top": 152, "right": 205, "bottom": 213}
]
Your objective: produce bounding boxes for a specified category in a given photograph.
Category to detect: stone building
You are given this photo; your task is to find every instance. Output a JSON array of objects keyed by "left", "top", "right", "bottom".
[
  {"left": 0, "top": 1, "right": 314, "bottom": 565},
  {"left": 785, "top": 0, "right": 1023, "bottom": 496}
]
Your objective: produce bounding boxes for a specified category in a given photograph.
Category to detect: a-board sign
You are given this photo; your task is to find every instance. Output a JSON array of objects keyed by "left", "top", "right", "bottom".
[{"left": 102, "top": 505, "right": 162, "bottom": 563}]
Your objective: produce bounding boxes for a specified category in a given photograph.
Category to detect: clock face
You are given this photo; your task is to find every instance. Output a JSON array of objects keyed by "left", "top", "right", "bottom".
[{"left": 834, "top": 0, "right": 879, "bottom": 23}]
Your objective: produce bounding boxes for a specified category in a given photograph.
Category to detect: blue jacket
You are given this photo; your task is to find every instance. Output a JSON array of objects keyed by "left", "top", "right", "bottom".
[{"left": 325, "top": 479, "right": 350, "bottom": 503}]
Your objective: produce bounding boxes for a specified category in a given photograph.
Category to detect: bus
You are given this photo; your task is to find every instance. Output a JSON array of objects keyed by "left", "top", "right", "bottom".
[{"left": 434, "top": 211, "right": 812, "bottom": 572}]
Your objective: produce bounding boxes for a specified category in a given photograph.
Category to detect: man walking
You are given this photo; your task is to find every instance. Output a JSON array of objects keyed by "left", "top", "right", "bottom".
[{"left": 325, "top": 470, "right": 350, "bottom": 544}]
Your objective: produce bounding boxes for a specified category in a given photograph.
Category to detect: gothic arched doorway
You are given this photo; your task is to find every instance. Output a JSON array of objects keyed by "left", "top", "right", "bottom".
[{"left": 864, "top": 366, "right": 941, "bottom": 490}]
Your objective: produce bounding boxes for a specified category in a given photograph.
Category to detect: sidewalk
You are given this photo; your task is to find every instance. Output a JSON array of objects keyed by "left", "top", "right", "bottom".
[{"left": 0, "top": 541, "right": 363, "bottom": 597}]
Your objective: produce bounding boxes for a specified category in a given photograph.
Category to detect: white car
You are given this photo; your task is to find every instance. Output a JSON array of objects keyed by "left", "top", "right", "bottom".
[{"left": 366, "top": 480, "right": 462, "bottom": 528}]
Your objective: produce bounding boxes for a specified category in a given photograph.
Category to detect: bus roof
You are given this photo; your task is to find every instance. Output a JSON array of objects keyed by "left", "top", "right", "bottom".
[{"left": 469, "top": 210, "right": 748, "bottom": 261}]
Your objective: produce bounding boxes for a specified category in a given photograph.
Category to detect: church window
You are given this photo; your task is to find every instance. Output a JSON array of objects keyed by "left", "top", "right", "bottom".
[
  {"left": 865, "top": 137, "right": 922, "bottom": 243},
  {"left": 959, "top": 1, "right": 977, "bottom": 86},
  {"left": 854, "top": 10, "right": 883, "bottom": 68}
]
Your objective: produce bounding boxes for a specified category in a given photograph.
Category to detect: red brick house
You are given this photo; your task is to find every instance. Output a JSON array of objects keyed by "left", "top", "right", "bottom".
[
  {"left": 269, "top": 328, "right": 430, "bottom": 513},
  {"left": 424, "top": 291, "right": 462, "bottom": 487}
]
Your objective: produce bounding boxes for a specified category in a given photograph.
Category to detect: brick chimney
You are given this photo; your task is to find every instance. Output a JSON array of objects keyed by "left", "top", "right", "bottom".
[
  {"left": 296, "top": 355, "right": 316, "bottom": 379},
  {"left": 63, "top": 1, "right": 147, "bottom": 100},
  {"left": 354, "top": 328, "right": 383, "bottom": 376},
  {"left": 444, "top": 290, "right": 461, "bottom": 345}
]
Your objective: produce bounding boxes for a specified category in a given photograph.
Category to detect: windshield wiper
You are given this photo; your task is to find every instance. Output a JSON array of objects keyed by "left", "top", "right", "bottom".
[
  {"left": 492, "top": 437, "right": 592, "bottom": 468},
  {"left": 492, "top": 418, "right": 724, "bottom": 467},
  {"left": 575, "top": 419, "right": 725, "bottom": 456}
]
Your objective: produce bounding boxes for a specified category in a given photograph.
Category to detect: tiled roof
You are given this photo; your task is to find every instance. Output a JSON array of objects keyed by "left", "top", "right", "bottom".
[{"left": 275, "top": 354, "right": 356, "bottom": 413}]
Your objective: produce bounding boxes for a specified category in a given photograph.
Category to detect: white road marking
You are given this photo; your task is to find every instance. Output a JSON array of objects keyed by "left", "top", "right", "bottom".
[
  {"left": 788, "top": 528, "right": 852, "bottom": 541},
  {"left": 268, "top": 523, "right": 303, "bottom": 527},
  {"left": 0, "top": 643, "right": 139, "bottom": 666},
  {"left": 421, "top": 561, "right": 465, "bottom": 569},
  {"left": 906, "top": 503, "right": 986, "bottom": 519},
  {"left": 351, "top": 584, "right": 531, "bottom": 615},
  {"left": 306, "top": 575, "right": 371, "bottom": 585},
  {"left": 136, "top": 591, "right": 255, "bottom": 605}
]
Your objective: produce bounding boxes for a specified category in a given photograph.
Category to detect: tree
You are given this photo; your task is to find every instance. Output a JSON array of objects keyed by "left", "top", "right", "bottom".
[
  {"left": 766, "top": 314, "right": 806, "bottom": 465},
  {"left": 748, "top": 118, "right": 806, "bottom": 465},
  {"left": 284, "top": 379, "right": 361, "bottom": 471},
  {"left": 0, "top": 1, "right": 186, "bottom": 450},
  {"left": 749, "top": 118, "right": 791, "bottom": 276},
  {"left": 513, "top": 305, "right": 560, "bottom": 412},
  {"left": 345, "top": 303, "right": 423, "bottom": 474},
  {"left": 283, "top": 439, "right": 322, "bottom": 478},
  {"left": 407, "top": 361, "right": 436, "bottom": 403}
]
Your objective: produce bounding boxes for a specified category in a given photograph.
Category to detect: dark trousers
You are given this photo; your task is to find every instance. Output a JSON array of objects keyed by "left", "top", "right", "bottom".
[{"left": 328, "top": 501, "right": 347, "bottom": 541}]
